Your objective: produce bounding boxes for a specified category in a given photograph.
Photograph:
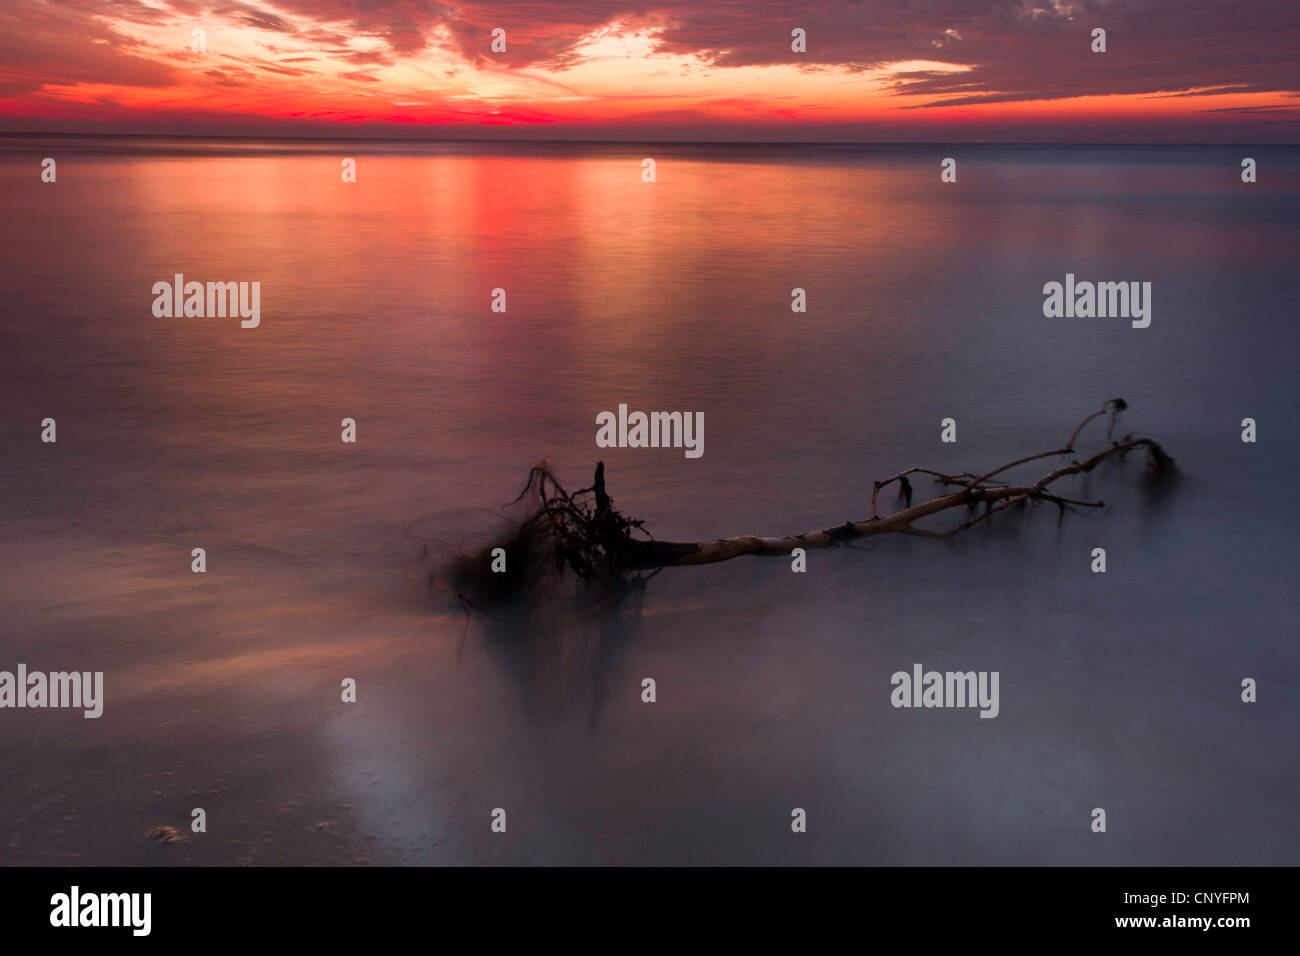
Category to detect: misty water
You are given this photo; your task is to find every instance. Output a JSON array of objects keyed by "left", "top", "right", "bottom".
[{"left": 1, "top": 138, "right": 1297, "bottom": 864}]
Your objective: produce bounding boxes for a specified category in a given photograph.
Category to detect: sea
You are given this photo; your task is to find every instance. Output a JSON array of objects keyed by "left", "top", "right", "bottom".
[{"left": 1, "top": 136, "right": 1297, "bottom": 864}]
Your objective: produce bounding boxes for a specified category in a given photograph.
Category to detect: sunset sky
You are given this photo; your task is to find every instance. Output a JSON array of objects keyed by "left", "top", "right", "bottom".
[{"left": 1, "top": 0, "right": 1297, "bottom": 140}]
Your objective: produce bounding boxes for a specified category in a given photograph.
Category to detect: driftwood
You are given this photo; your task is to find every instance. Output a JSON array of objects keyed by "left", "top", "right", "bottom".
[{"left": 459, "top": 399, "right": 1173, "bottom": 594}]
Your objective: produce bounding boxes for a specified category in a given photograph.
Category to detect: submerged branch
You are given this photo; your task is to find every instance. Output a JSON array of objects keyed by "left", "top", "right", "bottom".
[{"left": 454, "top": 400, "right": 1174, "bottom": 595}]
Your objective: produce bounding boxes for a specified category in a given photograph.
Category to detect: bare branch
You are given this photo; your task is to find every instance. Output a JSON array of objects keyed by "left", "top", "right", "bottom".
[
  {"left": 617, "top": 404, "right": 1171, "bottom": 571},
  {"left": 464, "top": 402, "right": 1174, "bottom": 591}
]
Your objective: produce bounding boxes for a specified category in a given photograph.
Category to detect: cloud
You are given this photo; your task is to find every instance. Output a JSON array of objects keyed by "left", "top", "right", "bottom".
[
  {"left": 1, "top": 0, "right": 1297, "bottom": 138},
  {"left": 0, "top": 0, "right": 179, "bottom": 95},
  {"left": 230, "top": 8, "right": 297, "bottom": 34}
]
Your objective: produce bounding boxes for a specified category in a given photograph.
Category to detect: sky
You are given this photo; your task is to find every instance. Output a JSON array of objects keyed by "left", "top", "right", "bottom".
[{"left": 0, "top": 0, "right": 1297, "bottom": 141}]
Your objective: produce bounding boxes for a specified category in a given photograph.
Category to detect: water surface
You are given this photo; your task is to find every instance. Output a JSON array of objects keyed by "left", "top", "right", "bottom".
[{"left": 1, "top": 138, "right": 1297, "bottom": 864}]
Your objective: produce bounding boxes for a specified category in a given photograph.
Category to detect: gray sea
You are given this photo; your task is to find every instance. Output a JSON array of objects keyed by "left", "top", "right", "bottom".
[{"left": 1, "top": 137, "right": 1297, "bottom": 864}]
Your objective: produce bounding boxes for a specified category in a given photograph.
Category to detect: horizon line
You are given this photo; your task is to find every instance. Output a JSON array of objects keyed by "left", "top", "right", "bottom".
[{"left": 2, "top": 130, "right": 1297, "bottom": 147}]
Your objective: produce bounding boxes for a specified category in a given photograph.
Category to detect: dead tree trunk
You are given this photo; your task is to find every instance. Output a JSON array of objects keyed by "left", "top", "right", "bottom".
[{"left": 489, "top": 399, "right": 1173, "bottom": 585}]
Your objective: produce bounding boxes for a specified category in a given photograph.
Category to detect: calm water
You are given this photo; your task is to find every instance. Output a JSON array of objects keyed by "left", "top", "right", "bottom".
[{"left": 1, "top": 138, "right": 1297, "bottom": 865}]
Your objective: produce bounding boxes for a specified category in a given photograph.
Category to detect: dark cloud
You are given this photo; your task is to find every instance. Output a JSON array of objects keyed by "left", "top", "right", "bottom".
[
  {"left": 1204, "top": 104, "right": 1300, "bottom": 114},
  {"left": 261, "top": 0, "right": 639, "bottom": 67},
  {"left": 19, "top": 0, "right": 1300, "bottom": 107},
  {"left": 218, "top": 3, "right": 297, "bottom": 34},
  {"left": 171, "top": 0, "right": 1299, "bottom": 108},
  {"left": 0, "top": 0, "right": 178, "bottom": 95},
  {"left": 3, "top": 0, "right": 1298, "bottom": 139},
  {"left": 201, "top": 66, "right": 251, "bottom": 86},
  {"left": 254, "top": 62, "right": 312, "bottom": 75},
  {"left": 58, "top": 0, "right": 1300, "bottom": 106},
  {"left": 49, "top": 0, "right": 176, "bottom": 26},
  {"left": 317, "top": 48, "right": 396, "bottom": 67}
]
